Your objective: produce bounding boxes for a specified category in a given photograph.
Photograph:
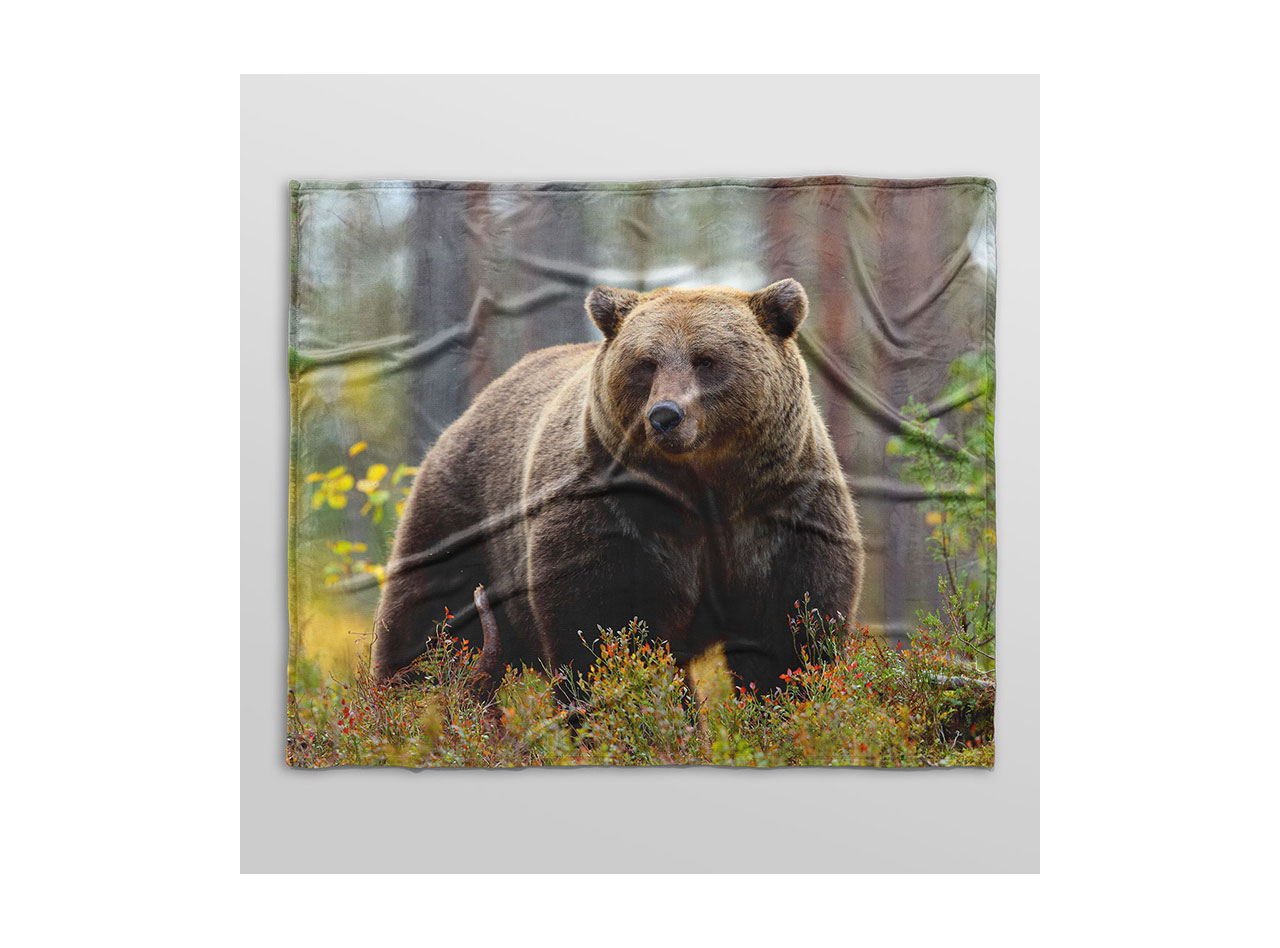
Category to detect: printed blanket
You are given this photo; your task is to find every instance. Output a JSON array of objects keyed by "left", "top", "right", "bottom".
[{"left": 287, "top": 176, "right": 996, "bottom": 768}]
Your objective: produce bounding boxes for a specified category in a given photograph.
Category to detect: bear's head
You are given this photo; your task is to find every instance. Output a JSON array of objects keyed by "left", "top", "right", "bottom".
[{"left": 586, "top": 279, "right": 812, "bottom": 469}]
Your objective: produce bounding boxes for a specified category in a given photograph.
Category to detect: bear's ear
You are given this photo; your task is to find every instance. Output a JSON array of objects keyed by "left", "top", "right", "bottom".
[
  {"left": 749, "top": 278, "right": 809, "bottom": 339},
  {"left": 586, "top": 286, "right": 642, "bottom": 340}
]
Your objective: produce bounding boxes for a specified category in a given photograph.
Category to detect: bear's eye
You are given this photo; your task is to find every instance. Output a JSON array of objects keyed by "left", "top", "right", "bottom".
[
  {"left": 693, "top": 356, "right": 714, "bottom": 370},
  {"left": 638, "top": 358, "right": 657, "bottom": 374}
]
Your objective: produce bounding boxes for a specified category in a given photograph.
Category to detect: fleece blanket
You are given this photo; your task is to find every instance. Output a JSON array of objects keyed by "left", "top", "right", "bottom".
[{"left": 287, "top": 176, "right": 996, "bottom": 768}]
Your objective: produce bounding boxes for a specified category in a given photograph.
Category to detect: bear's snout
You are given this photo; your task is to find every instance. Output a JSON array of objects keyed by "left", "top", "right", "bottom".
[{"left": 648, "top": 400, "right": 685, "bottom": 434}]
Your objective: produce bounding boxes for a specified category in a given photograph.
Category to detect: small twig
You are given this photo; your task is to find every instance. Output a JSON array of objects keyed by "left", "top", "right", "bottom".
[
  {"left": 968, "top": 643, "right": 996, "bottom": 662},
  {"left": 466, "top": 584, "right": 504, "bottom": 701}
]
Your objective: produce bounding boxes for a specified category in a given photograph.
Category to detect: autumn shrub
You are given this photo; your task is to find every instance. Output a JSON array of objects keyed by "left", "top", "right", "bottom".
[
  {"left": 495, "top": 668, "right": 575, "bottom": 765},
  {"left": 287, "top": 600, "right": 994, "bottom": 769},
  {"left": 287, "top": 653, "right": 442, "bottom": 769},
  {"left": 566, "top": 620, "right": 699, "bottom": 765},
  {"left": 287, "top": 611, "right": 494, "bottom": 768}
]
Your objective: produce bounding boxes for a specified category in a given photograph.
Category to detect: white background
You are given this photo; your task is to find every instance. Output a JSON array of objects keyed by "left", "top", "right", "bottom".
[{"left": 3, "top": 2, "right": 1274, "bottom": 941}]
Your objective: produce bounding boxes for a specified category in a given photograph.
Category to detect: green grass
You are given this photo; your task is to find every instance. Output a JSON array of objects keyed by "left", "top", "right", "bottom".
[{"left": 286, "top": 599, "right": 995, "bottom": 769}]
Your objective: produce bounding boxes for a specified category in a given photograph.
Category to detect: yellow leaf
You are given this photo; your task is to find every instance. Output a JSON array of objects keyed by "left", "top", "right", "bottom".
[
  {"left": 366, "top": 463, "right": 388, "bottom": 482},
  {"left": 305, "top": 472, "right": 324, "bottom": 483},
  {"left": 335, "top": 474, "right": 354, "bottom": 491},
  {"left": 349, "top": 442, "right": 368, "bottom": 457},
  {"left": 925, "top": 511, "right": 943, "bottom": 526},
  {"left": 324, "top": 574, "right": 340, "bottom": 585},
  {"left": 326, "top": 466, "right": 346, "bottom": 479},
  {"left": 395, "top": 500, "right": 406, "bottom": 518},
  {"left": 328, "top": 493, "right": 348, "bottom": 509},
  {"left": 311, "top": 492, "right": 325, "bottom": 510},
  {"left": 356, "top": 479, "right": 377, "bottom": 494},
  {"left": 353, "top": 542, "right": 367, "bottom": 552}
]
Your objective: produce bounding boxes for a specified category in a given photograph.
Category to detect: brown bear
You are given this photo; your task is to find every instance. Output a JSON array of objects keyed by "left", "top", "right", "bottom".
[{"left": 372, "top": 279, "right": 863, "bottom": 695}]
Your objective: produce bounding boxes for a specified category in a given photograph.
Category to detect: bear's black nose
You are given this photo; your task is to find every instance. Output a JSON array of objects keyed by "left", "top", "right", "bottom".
[{"left": 648, "top": 401, "right": 684, "bottom": 434}]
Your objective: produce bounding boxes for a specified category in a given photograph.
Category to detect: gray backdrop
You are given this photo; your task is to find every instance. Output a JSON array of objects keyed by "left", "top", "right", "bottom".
[{"left": 241, "top": 75, "right": 1039, "bottom": 873}]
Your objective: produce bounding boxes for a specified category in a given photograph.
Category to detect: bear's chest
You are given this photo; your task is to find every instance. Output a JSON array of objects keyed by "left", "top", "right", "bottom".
[
  {"left": 707, "top": 517, "right": 785, "bottom": 585},
  {"left": 613, "top": 496, "right": 785, "bottom": 590}
]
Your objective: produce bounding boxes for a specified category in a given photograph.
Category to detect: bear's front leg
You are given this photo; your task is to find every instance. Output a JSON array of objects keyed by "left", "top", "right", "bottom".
[
  {"left": 719, "top": 643, "right": 795, "bottom": 697},
  {"left": 718, "top": 492, "right": 863, "bottom": 694},
  {"left": 524, "top": 502, "right": 699, "bottom": 702}
]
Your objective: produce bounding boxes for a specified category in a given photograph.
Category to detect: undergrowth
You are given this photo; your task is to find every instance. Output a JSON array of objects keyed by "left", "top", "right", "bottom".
[{"left": 287, "top": 595, "right": 995, "bottom": 769}]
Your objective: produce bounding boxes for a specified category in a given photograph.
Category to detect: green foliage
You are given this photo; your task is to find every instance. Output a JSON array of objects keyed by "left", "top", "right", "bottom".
[
  {"left": 303, "top": 440, "right": 417, "bottom": 588},
  {"left": 287, "top": 611, "right": 494, "bottom": 767},
  {"left": 886, "top": 349, "right": 995, "bottom": 667},
  {"left": 567, "top": 620, "right": 697, "bottom": 764},
  {"left": 286, "top": 604, "right": 995, "bottom": 769},
  {"left": 320, "top": 540, "right": 385, "bottom": 587}
]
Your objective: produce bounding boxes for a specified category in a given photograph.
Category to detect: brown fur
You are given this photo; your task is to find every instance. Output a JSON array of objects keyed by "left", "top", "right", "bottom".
[{"left": 373, "top": 280, "right": 864, "bottom": 696}]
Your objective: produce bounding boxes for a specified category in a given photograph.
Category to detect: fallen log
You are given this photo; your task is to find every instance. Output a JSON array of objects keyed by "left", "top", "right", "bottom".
[{"left": 930, "top": 674, "right": 996, "bottom": 692}]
